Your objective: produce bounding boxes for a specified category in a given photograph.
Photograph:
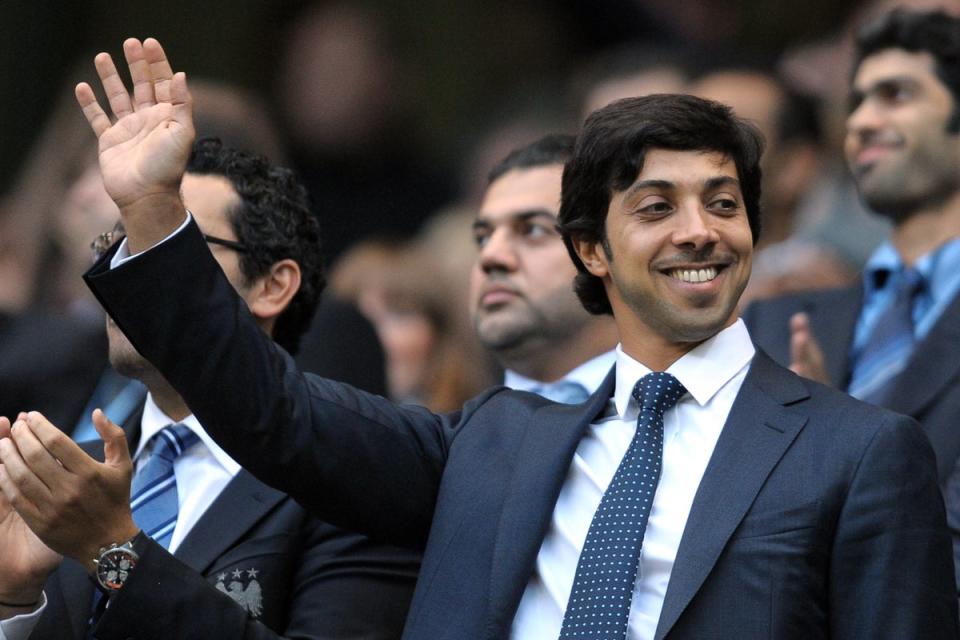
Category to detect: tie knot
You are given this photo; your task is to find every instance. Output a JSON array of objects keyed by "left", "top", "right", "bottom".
[
  {"left": 148, "top": 423, "right": 199, "bottom": 463},
  {"left": 895, "top": 267, "right": 924, "bottom": 297},
  {"left": 632, "top": 372, "right": 686, "bottom": 415}
]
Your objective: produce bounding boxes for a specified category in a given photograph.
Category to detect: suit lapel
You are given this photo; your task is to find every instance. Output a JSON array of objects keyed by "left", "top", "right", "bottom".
[
  {"left": 485, "top": 369, "right": 616, "bottom": 639},
  {"left": 173, "top": 470, "right": 285, "bottom": 573},
  {"left": 120, "top": 401, "right": 284, "bottom": 574},
  {"left": 883, "top": 290, "right": 960, "bottom": 418},
  {"left": 655, "top": 351, "right": 809, "bottom": 640}
]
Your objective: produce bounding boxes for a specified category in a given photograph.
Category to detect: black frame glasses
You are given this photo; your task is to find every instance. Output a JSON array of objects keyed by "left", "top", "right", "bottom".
[{"left": 91, "top": 218, "right": 248, "bottom": 261}]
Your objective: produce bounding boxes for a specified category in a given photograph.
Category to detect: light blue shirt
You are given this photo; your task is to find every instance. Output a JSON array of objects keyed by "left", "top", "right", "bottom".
[{"left": 850, "top": 238, "right": 960, "bottom": 369}]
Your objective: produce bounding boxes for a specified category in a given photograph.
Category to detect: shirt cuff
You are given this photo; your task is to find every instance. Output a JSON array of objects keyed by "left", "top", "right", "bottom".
[
  {"left": 110, "top": 212, "right": 194, "bottom": 269},
  {"left": 0, "top": 592, "right": 47, "bottom": 640}
]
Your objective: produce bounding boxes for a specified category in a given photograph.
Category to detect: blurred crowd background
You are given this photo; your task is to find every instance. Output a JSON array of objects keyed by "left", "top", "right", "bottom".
[{"left": 1, "top": 0, "right": 955, "bottom": 416}]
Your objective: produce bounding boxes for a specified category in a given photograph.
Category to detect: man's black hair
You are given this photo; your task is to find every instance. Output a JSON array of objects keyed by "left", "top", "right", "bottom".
[
  {"left": 558, "top": 93, "right": 764, "bottom": 315},
  {"left": 487, "top": 133, "right": 576, "bottom": 183},
  {"left": 186, "top": 137, "right": 324, "bottom": 354},
  {"left": 854, "top": 8, "right": 960, "bottom": 131}
]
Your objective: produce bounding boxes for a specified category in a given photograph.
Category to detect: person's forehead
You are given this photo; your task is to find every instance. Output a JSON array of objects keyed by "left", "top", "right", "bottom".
[
  {"left": 853, "top": 47, "right": 939, "bottom": 90},
  {"left": 479, "top": 164, "right": 563, "bottom": 221},
  {"left": 630, "top": 148, "right": 740, "bottom": 185},
  {"left": 182, "top": 173, "right": 241, "bottom": 236}
]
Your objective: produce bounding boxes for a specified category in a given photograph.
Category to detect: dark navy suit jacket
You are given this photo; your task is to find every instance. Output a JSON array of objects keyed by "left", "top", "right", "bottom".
[
  {"left": 744, "top": 285, "right": 960, "bottom": 588},
  {"left": 29, "top": 406, "right": 419, "bottom": 639},
  {"left": 84, "top": 219, "right": 959, "bottom": 639}
]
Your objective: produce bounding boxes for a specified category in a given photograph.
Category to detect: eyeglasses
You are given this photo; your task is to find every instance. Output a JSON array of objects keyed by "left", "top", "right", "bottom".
[{"left": 91, "top": 218, "right": 248, "bottom": 262}]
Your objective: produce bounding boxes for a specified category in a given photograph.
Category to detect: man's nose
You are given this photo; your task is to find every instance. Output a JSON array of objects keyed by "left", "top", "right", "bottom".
[
  {"left": 479, "top": 228, "right": 519, "bottom": 273},
  {"left": 671, "top": 205, "right": 720, "bottom": 250}
]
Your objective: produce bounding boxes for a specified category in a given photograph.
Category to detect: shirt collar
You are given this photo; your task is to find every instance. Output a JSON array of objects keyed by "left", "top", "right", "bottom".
[
  {"left": 503, "top": 350, "right": 616, "bottom": 394},
  {"left": 861, "top": 241, "right": 902, "bottom": 294},
  {"left": 613, "top": 319, "right": 755, "bottom": 419},
  {"left": 134, "top": 392, "right": 242, "bottom": 476}
]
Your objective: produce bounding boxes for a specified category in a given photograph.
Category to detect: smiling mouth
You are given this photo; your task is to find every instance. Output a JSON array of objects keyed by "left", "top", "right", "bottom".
[{"left": 668, "top": 267, "right": 719, "bottom": 283}]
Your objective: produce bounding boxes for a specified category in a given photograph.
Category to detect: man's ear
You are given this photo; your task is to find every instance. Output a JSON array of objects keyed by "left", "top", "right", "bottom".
[
  {"left": 572, "top": 234, "right": 610, "bottom": 279},
  {"left": 247, "top": 258, "right": 302, "bottom": 323}
]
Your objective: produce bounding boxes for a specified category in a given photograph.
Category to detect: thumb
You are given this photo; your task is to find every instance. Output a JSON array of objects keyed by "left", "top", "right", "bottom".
[{"left": 93, "top": 409, "right": 131, "bottom": 468}]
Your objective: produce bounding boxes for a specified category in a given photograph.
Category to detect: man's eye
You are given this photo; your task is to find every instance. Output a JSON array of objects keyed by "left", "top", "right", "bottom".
[
  {"left": 519, "top": 223, "right": 551, "bottom": 239},
  {"left": 876, "top": 82, "right": 909, "bottom": 103},
  {"left": 473, "top": 230, "right": 490, "bottom": 248},
  {"left": 709, "top": 198, "right": 739, "bottom": 212},
  {"left": 639, "top": 201, "right": 672, "bottom": 215}
]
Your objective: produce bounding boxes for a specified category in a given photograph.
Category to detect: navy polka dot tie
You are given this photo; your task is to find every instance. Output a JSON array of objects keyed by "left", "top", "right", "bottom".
[{"left": 558, "top": 372, "right": 686, "bottom": 639}]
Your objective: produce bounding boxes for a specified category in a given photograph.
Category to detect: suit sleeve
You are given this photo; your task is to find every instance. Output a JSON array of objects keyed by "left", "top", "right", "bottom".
[
  {"left": 829, "top": 414, "right": 959, "bottom": 638},
  {"left": 93, "top": 527, "right": 418, "bottom": 640},
  {"left": 84, "top": 218, "right": 457, "bottom": 547}
]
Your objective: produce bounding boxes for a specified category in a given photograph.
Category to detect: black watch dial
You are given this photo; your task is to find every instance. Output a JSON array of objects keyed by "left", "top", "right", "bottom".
[{"left": 97, "top": 547, "right": 138, "bottom": 590}]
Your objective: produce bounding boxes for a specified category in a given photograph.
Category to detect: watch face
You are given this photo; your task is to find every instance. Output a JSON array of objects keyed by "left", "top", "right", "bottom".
[{"left": 97, "top": 547, "right": 138, "bottom": 590}]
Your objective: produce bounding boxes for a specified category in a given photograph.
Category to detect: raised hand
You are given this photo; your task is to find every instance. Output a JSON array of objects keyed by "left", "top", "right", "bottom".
[
  {"left": 0, "top": 410, "right": 138, "bottom": 574},
  {"left": 0, "top": 417, "right": 62, "bottom": 615},
  {"left": 75, "top": 37, "right": 194, "bottom": 253}
]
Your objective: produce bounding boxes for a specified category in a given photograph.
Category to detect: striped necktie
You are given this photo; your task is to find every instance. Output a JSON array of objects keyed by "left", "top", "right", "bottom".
[
  {"left": 130, "top": 424, "right": 199, "bottom": 549},
  {"left": 559, "top": 372, "right": 686, "bottom": 639},
  {"left": 848, "top": 267, "right": 924, "bottom": 405}
]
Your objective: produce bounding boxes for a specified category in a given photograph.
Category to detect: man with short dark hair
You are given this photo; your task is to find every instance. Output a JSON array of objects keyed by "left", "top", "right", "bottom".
[
  {"left": 0, "top": 139, "right": 418, "bottom": 639},
  {"left": 743, "top": 8, "right": 960, "bottom": 587},
  {"left": 471, "top": 134, "right": 618, "bottom": 401},
  {"left": 2, "top": 38, "right": 956, "bottom": 639}
]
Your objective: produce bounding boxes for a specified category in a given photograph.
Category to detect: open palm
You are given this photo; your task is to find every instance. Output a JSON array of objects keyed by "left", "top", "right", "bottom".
[{"left": 76, "top": 38, "right": 194, "bottom": 212}]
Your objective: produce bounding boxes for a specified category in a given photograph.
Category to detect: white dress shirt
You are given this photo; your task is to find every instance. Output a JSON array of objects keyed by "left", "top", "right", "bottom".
[
  {"left": 504, "top": 350, "right": 616, "bottom": 397},
  {"left": 1, "top": 393, "right": 242, "bottom": 640},
  {"left": 510, "top": 320, "right": 755, "bottom": 640}
]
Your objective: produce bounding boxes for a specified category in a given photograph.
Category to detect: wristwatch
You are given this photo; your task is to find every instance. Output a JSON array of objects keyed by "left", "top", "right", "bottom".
[{"left": 94, "top": 531, "right": 146, "bottom": 591}]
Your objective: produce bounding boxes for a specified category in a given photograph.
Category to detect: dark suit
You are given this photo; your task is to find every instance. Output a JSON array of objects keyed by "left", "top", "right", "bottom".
[
  {"left": 743, "top": 285, "right": 960, "bottom": 585},
  {"left": 29, "top": 404, "right": 419, "bottom": 640},
  {"left": 85, "top": 220, "right": 958, "bottom": 639}
]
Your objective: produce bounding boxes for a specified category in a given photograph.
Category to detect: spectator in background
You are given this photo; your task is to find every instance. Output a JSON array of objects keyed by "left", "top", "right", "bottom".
[
  {"left": 688, "top": 66, "right": 859, "bottom": 304},
  {"left": 330, "top": 237, "right": 492, "bottom": 410},
  {"left": 573, "top": 45, "right": 690, "bottom": 120},
  {"left": 0, "top": 139, "right": 418, "bottom": 639},
  {"left": 275, "top": 2, "right": 454, "bottom": 264},
  {"left": 744, "top": 7, "right": 960, "bottom": 588},
  {"left": 470, "top": 134, "right": 618, "bottom": 401}
]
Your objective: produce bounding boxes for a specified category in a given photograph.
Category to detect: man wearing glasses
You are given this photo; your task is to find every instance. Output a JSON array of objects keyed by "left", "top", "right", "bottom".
[{"left": 0, "top": 138, "right": 418, "bottom": 639}]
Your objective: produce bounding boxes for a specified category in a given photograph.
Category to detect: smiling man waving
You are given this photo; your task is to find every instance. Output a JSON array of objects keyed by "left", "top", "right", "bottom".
[{"left": 0, "top": 38, "right": 955, "bottom": 639}]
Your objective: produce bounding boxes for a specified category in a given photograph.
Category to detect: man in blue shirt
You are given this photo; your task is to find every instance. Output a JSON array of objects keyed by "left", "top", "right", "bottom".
[{"left": 744, "top": 8, "right": 960, "bottom": 588}]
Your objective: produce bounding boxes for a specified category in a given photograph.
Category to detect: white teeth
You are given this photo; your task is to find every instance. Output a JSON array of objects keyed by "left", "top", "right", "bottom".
[{"left": 670, "top": 267, "right": 718, "bottom": 283}]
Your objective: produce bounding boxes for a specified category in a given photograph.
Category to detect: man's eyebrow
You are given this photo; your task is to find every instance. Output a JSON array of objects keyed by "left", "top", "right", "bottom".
[
  {"left": 474, "top": 209, "right": 558, "bottom": 228},
  {"left": 704, "top": 176, "right": 741, "bottom": 191},
  {"left": 624, "top": 176, "right": 739, "bottom": 196},
  {"left": 625, "top": 179, "right": 674, "bottom": 197}
]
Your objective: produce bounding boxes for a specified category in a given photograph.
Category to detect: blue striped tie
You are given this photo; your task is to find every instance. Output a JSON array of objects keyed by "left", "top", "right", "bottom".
[
  {"left": 559, "top": 372, "right": 686, "bottom": 639},
  {"left": 848, "top": 267, "right": 924, "bottom": 405},
  {"left": 130, "top": 424, "right": 199, "bottom": 549}
]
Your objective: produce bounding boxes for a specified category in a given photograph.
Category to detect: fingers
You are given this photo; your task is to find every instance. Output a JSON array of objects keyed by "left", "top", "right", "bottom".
[
  {"left": 143, "top": 38, "right": 174, "bottom": 103},
  {"left": 0, "top": 417, "right": 10, "bottom": 440},
  {"left": 124, "top": 38, "right": 155, "bottom": 111},
  {"left": 789, "top": 312, "right": 830, "bottom": 385},
  {"left": 94, "top": 50, "right": 134, "bottom": 121},
  {"left": 93, "top": 409, "right": 131, "bottom": 469},
  {"left": 170, "top": 71, "right": 193, "bottom": 127},
  {"left": 75, "top": 82, "right": 112, "bottom": 138},
  {"left": 0, "top": 428, "right": 53, "bottom": 511},
  {"left": 19, "top": 413, "right": 92, "bottom": 476}
]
